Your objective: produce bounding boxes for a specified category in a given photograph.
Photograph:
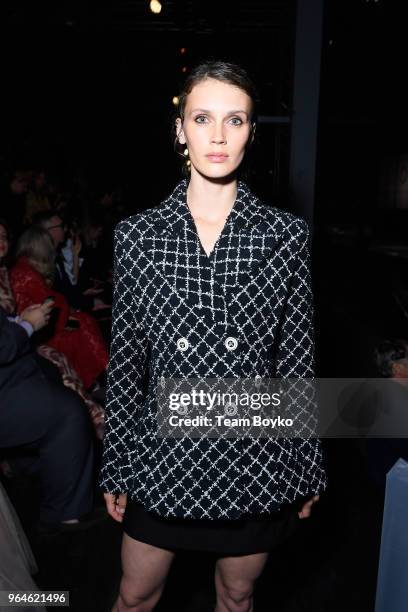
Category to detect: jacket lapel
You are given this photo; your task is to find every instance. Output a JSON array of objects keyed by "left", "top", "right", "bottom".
[
  {"left": 147, "top": 179, "right": 281, "bottom": 310},
  {"left": 209, "top": 182, "right": 280, "bottom": 293},
  {"left": 146, "top": 180, "right": 216, "bottom": 311}
]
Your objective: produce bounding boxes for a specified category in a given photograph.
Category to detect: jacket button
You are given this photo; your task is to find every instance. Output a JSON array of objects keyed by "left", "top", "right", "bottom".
[
  {"left": 177, "top": 337, "right": 189, "bottom": 351},
  {"left": 224, "top": 401, "right": 238, "bottom": 416},
  {"left": 225, "top": 336, "right": 238, "bottom": 351}
]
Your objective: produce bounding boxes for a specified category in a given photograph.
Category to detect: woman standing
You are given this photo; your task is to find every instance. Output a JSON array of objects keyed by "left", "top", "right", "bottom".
[{"left": 99, "top": 61, "right": 327, "bottom": 612}]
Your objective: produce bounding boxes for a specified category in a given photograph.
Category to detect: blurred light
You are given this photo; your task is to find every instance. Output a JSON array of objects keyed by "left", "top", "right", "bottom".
[
  {"left": 182, "top": 66, "right": 187, "bottom": 73},
  {"left": 180, "top": 47, "right": 186, "bottom": 54},
  {"left": 329, "top": 39, "right": 333, "bottom": 46},
  {"left": 150, "top": 0, "right": 162, "bottom": 14},
  {"left": 172, "top": 96, "right": 179, "bottom": 106}
]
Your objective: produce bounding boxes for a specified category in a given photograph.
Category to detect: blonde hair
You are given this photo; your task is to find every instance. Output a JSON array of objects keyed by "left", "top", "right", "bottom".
[{"left": 16, "top": 227, "right": 56, "bottom": 286}]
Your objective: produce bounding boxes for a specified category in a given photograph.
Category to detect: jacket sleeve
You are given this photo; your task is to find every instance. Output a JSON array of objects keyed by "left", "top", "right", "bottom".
[
  {"left": 274, "top": 219, "right": 315, "bottom": 378},
  {"left": 0, "top": 307, "right": 31, "bottom": 365},
  {"left": 98, "top": 221, "right": 149, "bottom": 494},
  {"left": 274, "top": 220, "right": 327, "bottom": 494}
]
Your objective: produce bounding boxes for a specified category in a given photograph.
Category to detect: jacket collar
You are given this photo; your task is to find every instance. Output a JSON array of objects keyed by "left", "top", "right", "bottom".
[{"left": 156, "top": 178, "right": 266, "bottom": 236}]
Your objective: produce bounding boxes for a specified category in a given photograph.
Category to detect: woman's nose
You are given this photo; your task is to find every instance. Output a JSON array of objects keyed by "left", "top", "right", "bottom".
[{"left": 211, "top": 123, "right": 226, "bottom": 144}]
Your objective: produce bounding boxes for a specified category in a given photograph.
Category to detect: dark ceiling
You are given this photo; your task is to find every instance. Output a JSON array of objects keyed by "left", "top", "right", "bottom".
[
  {"left": 2, "top": 0, "right": 407, "bottom": 210},
  {"left": 4, "top": 0, "right": 295, "bottom": 33}
]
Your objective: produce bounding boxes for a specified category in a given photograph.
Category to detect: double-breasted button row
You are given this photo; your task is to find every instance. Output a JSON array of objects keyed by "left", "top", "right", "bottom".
[{"left": 176, "top": 336, "right": 238, "bottom": 351}]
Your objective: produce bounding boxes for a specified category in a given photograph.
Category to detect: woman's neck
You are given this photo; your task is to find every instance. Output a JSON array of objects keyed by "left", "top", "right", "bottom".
[{"left": 186, "top": 171, "right": 238, "bottom": 223}]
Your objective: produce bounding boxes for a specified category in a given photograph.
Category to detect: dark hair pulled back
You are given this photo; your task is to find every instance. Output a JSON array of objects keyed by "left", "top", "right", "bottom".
[{"left": 172, "top": 60, "right": 260, "bottom": 178}]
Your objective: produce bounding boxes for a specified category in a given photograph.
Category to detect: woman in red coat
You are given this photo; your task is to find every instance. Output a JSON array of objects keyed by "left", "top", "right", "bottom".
[{"left": 10, "top": 227, "right": 108, "bottom": 390}]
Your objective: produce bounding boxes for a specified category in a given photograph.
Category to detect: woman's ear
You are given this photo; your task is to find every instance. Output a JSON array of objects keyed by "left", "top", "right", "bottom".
[{"left": 175, "top": 118, "right": 186, "bottom": 145}]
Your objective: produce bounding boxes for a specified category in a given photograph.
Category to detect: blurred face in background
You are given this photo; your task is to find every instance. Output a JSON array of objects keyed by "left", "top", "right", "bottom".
[
  {"left": 175, "top": 78, "right": 254, "bottom": 181},
  {"left": 10, "top": 172, "right": 29, "bottom": 195},
  {"left": 44, "top": 215, "right": 66, "bottom": 248},
  {"left": 34, "top": 171, "right": 47, "bottom": 191},
  {"left": 89, "top": 224, "right": 103, "bottom": 242},
  {"left": 0, "top": 225, "right": 9, "bottom": 260},
  {"left": 392, "top": 355, "right": 408, "bottom": 379}
]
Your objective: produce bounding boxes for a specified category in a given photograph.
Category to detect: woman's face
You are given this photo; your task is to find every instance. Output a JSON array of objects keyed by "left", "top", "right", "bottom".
[
  {"left": 0, "top": 225, "right": 9, "bottom": 260},
  {"left": 175, "top": 78, "right": 255, "bottom": 181}
]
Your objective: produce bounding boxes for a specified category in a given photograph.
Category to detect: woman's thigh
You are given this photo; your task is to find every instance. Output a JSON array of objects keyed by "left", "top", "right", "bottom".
[
  {"left": 119, "top": 533, "right": 176, "bottom": 603},
  {"left": 215, "top": 551, "right": 269, "bottom": 593}
]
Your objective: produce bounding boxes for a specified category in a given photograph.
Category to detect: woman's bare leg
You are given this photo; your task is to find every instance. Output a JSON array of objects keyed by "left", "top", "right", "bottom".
[
  {"left": 111, "top": 533, "right": 176, "bottom": 612},
  {"left": 214, "top": 552, "right": 269, "bottom": 612}
]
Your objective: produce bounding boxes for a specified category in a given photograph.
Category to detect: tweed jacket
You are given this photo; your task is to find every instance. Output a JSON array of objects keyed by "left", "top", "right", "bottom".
[{"left": 98, "top": 178, "right": 328, "bottom": 520}]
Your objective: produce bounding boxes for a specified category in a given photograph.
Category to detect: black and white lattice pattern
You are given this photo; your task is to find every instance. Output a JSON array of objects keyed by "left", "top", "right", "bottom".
[{"left": 98, "top": 178, "right": 328, "bottom": 520}]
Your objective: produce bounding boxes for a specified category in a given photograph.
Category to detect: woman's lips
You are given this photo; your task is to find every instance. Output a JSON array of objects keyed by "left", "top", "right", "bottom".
[{"left": 206, "top": 154, "right": 228, "bottom": 163}]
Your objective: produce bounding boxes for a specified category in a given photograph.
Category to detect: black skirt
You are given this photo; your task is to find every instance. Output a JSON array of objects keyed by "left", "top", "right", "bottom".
[{"left": 122, "top": 499, "right": 301, "bottom": 555}]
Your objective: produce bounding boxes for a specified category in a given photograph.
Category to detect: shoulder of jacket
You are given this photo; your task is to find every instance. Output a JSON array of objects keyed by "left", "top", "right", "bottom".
[
  {"left": 255, "top": 200, "right": 310, "bottom": 239},
  {"left": 114, "top": 205, "right": 162, "bottom": 240}
]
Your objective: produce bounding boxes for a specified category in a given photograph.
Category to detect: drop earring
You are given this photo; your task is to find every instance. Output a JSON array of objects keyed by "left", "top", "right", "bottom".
[{"left": 183, "top": 147, "right": 191, "bottom": 171}]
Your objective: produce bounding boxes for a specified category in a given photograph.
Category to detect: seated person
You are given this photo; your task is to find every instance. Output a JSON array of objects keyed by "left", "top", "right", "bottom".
[
  {"left": 0, "top": 304, "right": 99, "bottom": 531},
  {"left": 23, "top": 170, "right": 52, "bottom": 226},
  {"left": 10, "top": 227, "right": 108, "bottom": 390},
  {"left": 364, "top": 338, "right": 408, "bottom": 496},
  {"left": 76, "top": 215, "right": 113, "bottom": 307},
  {"left": 33, "top": 211, "right": 107, "bottom": 313},
  {"left": 0, "top": 219, "right": 105, "bottom": 437}
]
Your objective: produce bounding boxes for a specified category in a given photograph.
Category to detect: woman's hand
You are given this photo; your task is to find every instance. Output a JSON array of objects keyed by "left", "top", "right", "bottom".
[
  {"left": 298, "top": 494, "right": 320, "bottom": 519},
  {"left": 20, "top": 303, "right": 53, "bottom": 331},
  {"left": 104, "top": 492, "right": 127, "bottom": 522}
]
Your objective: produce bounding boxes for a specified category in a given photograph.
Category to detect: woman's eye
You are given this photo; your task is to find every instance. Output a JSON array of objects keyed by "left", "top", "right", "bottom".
[{"left": 194, "top": 116, "right": 243, "bottom": 125}]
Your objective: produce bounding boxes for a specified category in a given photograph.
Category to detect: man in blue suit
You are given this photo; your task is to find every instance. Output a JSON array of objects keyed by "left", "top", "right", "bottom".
[{"left": 0, "top": 304, "right": 96, "bottom": 531}]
